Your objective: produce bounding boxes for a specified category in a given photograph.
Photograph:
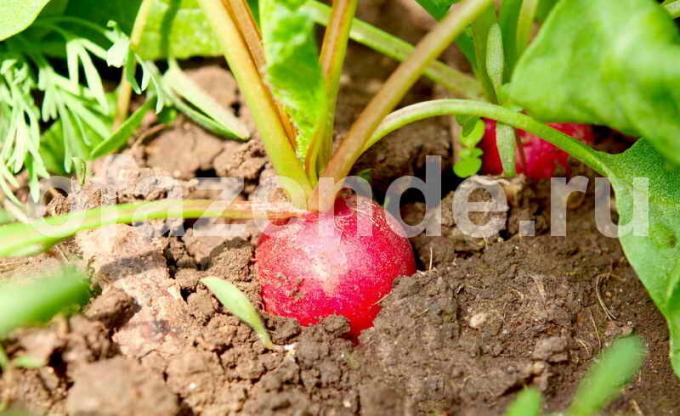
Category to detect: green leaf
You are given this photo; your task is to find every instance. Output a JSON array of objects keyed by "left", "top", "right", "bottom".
[
  {"left": 0, "top": 0, "right": 52, "bottom": 41},
  {"left": 91, "top": 97, "right": 156, "bottom": 159},
  {"left": 162, "top": 63, "right": 249, "bottom": 139},
  {"left": 508, "top": 0, "right": 680, "bottom": 165},
  {"left": 0, "top": 266, "right": 90, "bottom": 338},
  {"left": 415, "top": 0, "right": 457, "bottom": 20},
  {"left": 12, "top": 355, "right": 45, "bottom": 369},
  {"left": 137, "top": 0, "right": 222, "bottom": 60},
  {"left": 201, "top": 277, "right": 274, "bottom": 349},
  {"left": 505, "top": 388, "right": 542, "bottom": 416},
  {"left": 454, "top": 147, "right": 483, "bottom": 177},
  {"left": 63, "top": 0, "right": 141, "bottom": 34},
  {"left": 261, "top": 0, "right": 327, "bottom": 160},
  {"left": 567, "top": 336, "right": 646, "bottom": 416},
  {"left": 601, "top": 141, "right": 680, "bottom": 377},
  {"left": 459, "top": 117, "right": 485, "bottom": 147},
  {"left": 63, "top": 0, "right": 221, "bottom": 60}
]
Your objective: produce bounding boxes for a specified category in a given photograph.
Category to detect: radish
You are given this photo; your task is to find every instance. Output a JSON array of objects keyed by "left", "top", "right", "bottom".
[
  {"left": 255, "top": 194, "right": 416, "bottom": 336},
  {"left": 481, "top": 120, "right": 595, "bottom": 179}
]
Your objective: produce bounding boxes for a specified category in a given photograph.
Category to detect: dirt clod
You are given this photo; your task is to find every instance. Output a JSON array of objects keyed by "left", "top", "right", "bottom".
[{"left": 67, "top": 357, "right": 179, "bottom": 416}]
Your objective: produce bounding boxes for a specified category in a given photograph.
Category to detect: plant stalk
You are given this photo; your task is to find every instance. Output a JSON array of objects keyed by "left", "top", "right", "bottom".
[
  {"left": 224, "top": 0, "right": 298, "bottom": 143},
  {"left": 368, "top": 99, "right": 609, "bottom": 176},
  {"left": 515, "top": 0, "right": 539, "bottom": 59},
  {"left": 113, "top": 0, "right": 153, "bottom": 128},
  {"left": 314, "top": 0, "right": 493, "bottom": 211},
  {"left": 305, "top": 1, "right": 483, "bottom": 100},
  {"left": 0, "top": 200, "right": 303, "bottom": 257},
  {"left": 198, "top": 0, "right": 312, "bottom": 203},
  {"left": 306, "top": 0, "right": 358, "bottom": 180}
]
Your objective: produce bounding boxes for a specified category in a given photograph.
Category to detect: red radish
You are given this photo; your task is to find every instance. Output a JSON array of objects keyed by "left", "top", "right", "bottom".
[
  {"left": 481, "top": 120, "right": 595, "bottom": 179},
  {"left": 255, "top": 194, "right": 416, "bottom": 336}
]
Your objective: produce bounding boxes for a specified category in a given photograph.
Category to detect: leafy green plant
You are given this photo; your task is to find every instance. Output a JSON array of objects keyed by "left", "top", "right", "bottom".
[
  {"left": 504, "top": 336, "right": 646, "bottom": 416},
  {"left": 0, "top": 0, "right": 247, "bottom": 206}
]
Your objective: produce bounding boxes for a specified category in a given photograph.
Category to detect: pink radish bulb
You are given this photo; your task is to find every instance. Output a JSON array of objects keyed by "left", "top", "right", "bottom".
[
  {"left": 481, "top": 120, "right": 595, "bottom": 180},
  {"left": 255, "top": 194, "right": 416, "bottom": 336}
]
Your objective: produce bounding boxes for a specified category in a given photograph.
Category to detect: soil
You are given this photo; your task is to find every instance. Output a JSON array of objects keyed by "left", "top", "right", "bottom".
[{"left": 1, "top": 1, "right": 680, "bottom": 415}]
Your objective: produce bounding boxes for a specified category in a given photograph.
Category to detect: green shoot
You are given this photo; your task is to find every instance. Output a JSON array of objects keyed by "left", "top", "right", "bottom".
[
  {"left": 0, "top": 266, "right": 90, "bottom": 338},
  {"left": 504, "top": 388, "right": 541, "bottom": 416},
  {"left": 316, "top": 0, "right": 494, "bottom": 211},
  {"left": 567, "top": 336, "right": 646, "bottom": 416},
  {"left": 202, "top": 277, "right": 274, "bottom": 349},
  {"left": 503, "top": 337, "right": 645, "bottom": 416},
  {"left": 453, "top": 117, "right": 485, "bottom": 177}
]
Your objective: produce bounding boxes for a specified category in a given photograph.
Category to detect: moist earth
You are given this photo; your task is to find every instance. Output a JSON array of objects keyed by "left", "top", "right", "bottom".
[{"left": 2, "top": 1, "right": 680, "bottom": 415}]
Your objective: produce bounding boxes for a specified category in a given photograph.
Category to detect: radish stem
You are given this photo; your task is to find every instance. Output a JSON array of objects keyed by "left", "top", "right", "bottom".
[
  {"left": 315, "top": 0, "right": 493, "bottom": 211},
  {"left": 113, "top": 0, "right": 153, "bottom": 128},
  {"left": 305, "top": 0, "right": 483, "bottom": 100},
  {"left": 369, "top": 99, "right": 609, "bottom": 175},
  {"left": 306, "top": 0, "right": 359, "bottom": 179},
  {"left": 515, "top": 0, "right": 539, "bottom": 59},
  {"left": 225, "top": 0, "right": 298, "bottom": 142},
  {"left": 198, "top": 0, "right": 312, "bottom": 202}
]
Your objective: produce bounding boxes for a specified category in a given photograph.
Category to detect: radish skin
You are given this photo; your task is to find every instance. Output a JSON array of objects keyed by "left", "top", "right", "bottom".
[{"left": 256, "top": 195, "right": 416, "bottom": 335}]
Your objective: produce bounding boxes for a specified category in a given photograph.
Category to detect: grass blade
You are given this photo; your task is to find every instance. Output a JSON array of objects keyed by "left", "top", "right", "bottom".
[
  {"left": 90, "top": 96, "right": 156, "bottom": 159},
  {"left": 505, "top": 388, "right": 542, "bottom": 416},
  {"left": 567, "top": 336, "right": 646, "bottom": 416},
  {"left": 0, "top": 266, "right": 90, "bottom": 338},
  {"left": 202, "top": 277, "right": 273, "bottom": 349}
]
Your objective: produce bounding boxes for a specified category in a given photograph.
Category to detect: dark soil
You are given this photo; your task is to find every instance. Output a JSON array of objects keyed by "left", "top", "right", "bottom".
[{"left": 2, "top": 1, "right": 680, "bottom": 415}]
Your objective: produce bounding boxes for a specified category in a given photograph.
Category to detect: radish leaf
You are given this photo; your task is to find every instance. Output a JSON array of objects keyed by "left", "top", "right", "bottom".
[
  {"left": 0, "top": 0, "right": 52, "bottom": 41},
  {"left": 509, "top": 0, "right": 680, "bottom": 165},
  {"left": 65, "top": 0, "right": 222, "bottom": 60},
  {"left": 261, "top": 0, "right": 327, "bottom": 160},
  {"left": 202, "top": 277, "right": 274, "bottom": 349},
  {"left": 601, "top": 140, "right": 680, "bottom": 376}
]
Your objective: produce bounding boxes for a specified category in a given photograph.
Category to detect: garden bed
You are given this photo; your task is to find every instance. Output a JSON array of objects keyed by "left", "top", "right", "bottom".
[{"left": 1, "top": 2, "right": 680, "bottom": 415}]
